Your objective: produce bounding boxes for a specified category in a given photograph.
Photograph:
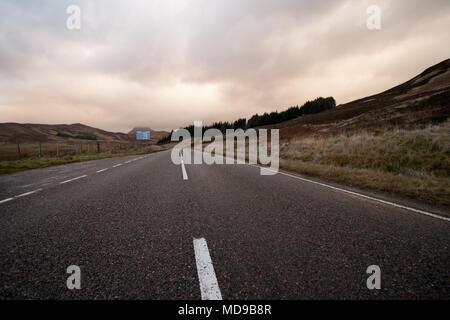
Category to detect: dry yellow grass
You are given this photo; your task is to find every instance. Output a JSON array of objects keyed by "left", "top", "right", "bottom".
[
  {"left": 212, "top": 121, "right": 449, "bottom": 206},
  {"left": 280, "top": 120, "right": 450, "bottom": 206}
]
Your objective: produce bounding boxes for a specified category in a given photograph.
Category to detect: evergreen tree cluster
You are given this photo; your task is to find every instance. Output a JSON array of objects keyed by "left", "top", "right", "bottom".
[{"left": 158, "top": 96, "right": 335, "bottom": 144}]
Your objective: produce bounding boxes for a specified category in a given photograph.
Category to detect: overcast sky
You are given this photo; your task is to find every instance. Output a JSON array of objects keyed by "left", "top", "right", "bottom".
[{"left": 0, "top": 0, "right": 449, "bottom": 132}]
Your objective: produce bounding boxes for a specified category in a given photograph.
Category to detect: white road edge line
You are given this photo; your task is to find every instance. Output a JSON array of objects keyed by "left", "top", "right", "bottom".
[
  {"left": 113, "top": 163, "right": 123, "bottom": 168},
  {"left": 60, "top": 175, "right": 87, "bottom": 184},
  {"left": 125, "top": 160, "right": 132, "bottom": 164},
  {"left": 0, "top": 198, "right": 14, "bottom": 204},
  {"left": 251, "top": 165, "right": 450, "bottom": 222},
  {"left": 15, "top": 188, "right": 43, "bottom": 198},
  {"left": 194, "top": 150, "right": 449, "bottom": 222},
  {"left": 96, "top": 168, "right": 108, "bottom": 173},
  {"left": 193, "top": 238, "right": 222, "bottom": 300}
]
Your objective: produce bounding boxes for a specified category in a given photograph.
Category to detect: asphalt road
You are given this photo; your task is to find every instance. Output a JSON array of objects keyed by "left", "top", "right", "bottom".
[{"left": 0, "top": 150, "right": 448, "bottom": 299}]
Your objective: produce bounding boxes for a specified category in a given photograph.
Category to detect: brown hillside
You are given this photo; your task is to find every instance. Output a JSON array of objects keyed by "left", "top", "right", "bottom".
[
  {"left": 267, "top": 59, "right": 450, "bottom": 138},
  {"left": 0, "top": 123, "right": 153, "bottom": 144}
]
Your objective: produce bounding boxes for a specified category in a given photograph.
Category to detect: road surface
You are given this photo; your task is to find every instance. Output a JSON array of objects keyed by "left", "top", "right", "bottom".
[{"left": 0, "top": 150, "right": 448, "bottom": 299}]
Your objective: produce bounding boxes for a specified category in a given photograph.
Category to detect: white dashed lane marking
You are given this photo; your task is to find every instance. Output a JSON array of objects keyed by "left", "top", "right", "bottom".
[
  {"left": 193, "top": 238, "right": 222, "bottom": 300},
  {"left": 181, "top": 159, "right": 188, "bottom": 180},
  {"left": 15, "top": 188, "right": 43, "bottom": 198},
  {"left": 60, "top": 175, "right": 87, "bottom": 184},
  {"left": 0, "top": 153, "right": 155, "bottom": 205},
  {"left": 0, "top": 188, "right": 43, "bottom": 204}
]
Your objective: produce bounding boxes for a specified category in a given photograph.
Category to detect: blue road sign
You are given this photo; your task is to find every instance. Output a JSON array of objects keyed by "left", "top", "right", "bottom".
[{"left": 136, "top": 130, "right": 150, "bottom": 140}]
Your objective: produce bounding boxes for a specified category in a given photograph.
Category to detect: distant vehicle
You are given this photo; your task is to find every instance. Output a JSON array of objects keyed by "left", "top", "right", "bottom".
[{"left": 136, "top": 130, "right": 151, "bottom": 141}]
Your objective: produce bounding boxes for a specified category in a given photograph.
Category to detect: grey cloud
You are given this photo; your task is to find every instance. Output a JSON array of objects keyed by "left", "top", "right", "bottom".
[{"left": 0, "top": 0, "right": 449, "bottom": 131}]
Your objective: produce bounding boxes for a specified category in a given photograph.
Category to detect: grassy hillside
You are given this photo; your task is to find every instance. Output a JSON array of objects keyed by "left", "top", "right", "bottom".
[
  {"left": 218, "top": 59, "right": 450, "bottom": 207},
  {"left": 280, "top": 121, "right": 450, "bottom": 206},
  {"left": 0, "top": 122, "right": 170, "bottom": 144},
  {"left": 0, "top": 123, "right": 171, "bottom": 161},
  {"left": 0, "top": 144, "right": 174, "bottom": 175},
  {"left": 267, "top": 59, "right": 450, "bottom": 138},
  {"left": 0, "top": 123, "right": 131, "bottom": 143}
]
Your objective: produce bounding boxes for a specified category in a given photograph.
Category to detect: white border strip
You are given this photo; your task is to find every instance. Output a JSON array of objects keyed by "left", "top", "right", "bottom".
[
  {"left": 193, "top": 238, "right": 222, "bottom": 300},
  {"left": 253, "top": 165, "right": 450, "bottom": 222},
  {"left": 194, "top": 150, "right": 449, "bottom": 222}
]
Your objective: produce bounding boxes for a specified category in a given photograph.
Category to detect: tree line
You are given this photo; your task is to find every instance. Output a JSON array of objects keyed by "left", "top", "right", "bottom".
[{"left": 158, "top": 96, "right": 336, "bottom": 144}]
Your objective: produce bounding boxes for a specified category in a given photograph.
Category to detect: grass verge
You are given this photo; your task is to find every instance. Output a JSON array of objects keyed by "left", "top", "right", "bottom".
[
  {"left": 280, "top": 121, "right": 450, "bottom": 206},
  {"left": 212, "top": 120, "right": 449, "bottom": 206},
  {"left": 0, "top": 144, "right": 173, "bottom": 175}
]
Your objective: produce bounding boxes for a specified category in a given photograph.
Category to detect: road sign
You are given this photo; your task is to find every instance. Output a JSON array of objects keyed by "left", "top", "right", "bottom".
[{"left": 136, "top": 130, "right": 150, "bottom": 140}]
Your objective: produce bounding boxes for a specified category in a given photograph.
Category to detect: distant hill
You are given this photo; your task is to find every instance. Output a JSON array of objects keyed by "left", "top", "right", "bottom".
[
  {"left": 128, "top": 127, "right": 154, "bottom": 134},
  {"left": 0, "top": 123, "right": 169, "bottom": 144},
  {"left": 266, "top": 59, "right": 450, "bottom": 138}
]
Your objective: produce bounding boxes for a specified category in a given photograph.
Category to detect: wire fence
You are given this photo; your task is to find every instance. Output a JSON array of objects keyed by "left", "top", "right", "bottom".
[{"left": 0, "top": 141, "right": 153, "bottom": 161}]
